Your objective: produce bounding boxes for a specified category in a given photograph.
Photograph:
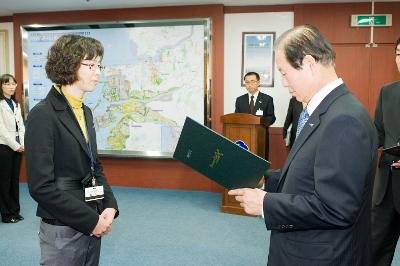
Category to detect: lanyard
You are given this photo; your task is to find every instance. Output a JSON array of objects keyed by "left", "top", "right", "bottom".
[{"left": 59, "top": 87, "right": 96, "bottom": 179}]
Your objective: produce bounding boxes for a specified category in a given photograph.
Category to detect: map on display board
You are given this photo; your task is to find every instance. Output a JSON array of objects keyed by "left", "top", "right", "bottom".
[{"left": 22, "top": 20, "right": 210, "bottom": 158}]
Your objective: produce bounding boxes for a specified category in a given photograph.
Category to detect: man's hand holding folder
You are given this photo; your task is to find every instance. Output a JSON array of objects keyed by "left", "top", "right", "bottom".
[{"left": 228, "top": 188, "right": 266, "bottom": 216}]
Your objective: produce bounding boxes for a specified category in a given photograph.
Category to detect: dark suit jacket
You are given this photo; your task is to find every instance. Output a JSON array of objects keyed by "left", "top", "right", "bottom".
[
  {"left": 373, "top": 81, "right": 400, "bottom": 210},
  {"left": 235, "top": 91, "right": 275, "bottom": 125},
  {"left": 235, "top": 92, "right": 275, "bottom": 159},
  {"left": 283, "top": 97, "right": 303, "bottom": 148},
  {"left": 25, "top": 86, "right": 119, "bottom": 235},
  {"left": 263, "top": 84, "right": 378, "bottom": 266}
]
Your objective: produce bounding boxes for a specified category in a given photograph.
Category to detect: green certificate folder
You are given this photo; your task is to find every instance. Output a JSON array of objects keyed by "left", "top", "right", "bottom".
[{"left": 173, "top": 117, "right": 270, "bottom": 189}]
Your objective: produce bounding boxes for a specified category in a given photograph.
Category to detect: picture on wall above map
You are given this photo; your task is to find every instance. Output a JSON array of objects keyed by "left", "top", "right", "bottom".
[
  {"left": 21, "top": 19, "right": 211, "bottom": 158},
  {"left": 241, "top": 32, "right": 275, "bottom": 87}
]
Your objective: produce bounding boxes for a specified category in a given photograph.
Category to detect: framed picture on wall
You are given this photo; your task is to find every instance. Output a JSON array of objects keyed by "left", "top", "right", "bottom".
[
  {"left": 241, "top": 32, "right": 275, "bottom": 87},
  {"left": 0, "top": 30, "right": 9, "bottom": 74}
]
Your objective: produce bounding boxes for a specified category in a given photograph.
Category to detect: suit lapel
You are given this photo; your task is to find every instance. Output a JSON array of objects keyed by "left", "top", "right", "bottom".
[
  {"left": 58, "top": 111, "right": 90, "bottom": 157},
  {"left": 277, "top": 113, "right": 320, "bottom": 187},
  {"left": 48, "top": 87, "right": 90, "bottom": 157},
  {"left": 1, "top": 100, "right": 15, "bottom": 115},
  {"left": 254, "top": 93, "right": 263, "bottom": 114},
  {"left": 275, "top": 84, "right": 349, "bottom": 191},
  {"left": 242, "top": 94, "right": 251, "bottom": 113}
]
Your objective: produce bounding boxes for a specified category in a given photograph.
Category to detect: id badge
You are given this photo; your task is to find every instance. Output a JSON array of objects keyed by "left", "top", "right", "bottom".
[
  {"left": 85, "top": 186, "right": 104, "bottom": 202},
  {"left": 256, "top": 109, "right": 263, "bottom": 116}
]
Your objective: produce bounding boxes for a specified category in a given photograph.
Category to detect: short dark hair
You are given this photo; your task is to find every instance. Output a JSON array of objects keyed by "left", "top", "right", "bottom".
[
  {"left": 244, "top": 72, "right": 260, "bottom": 81},
  {"left": 0, "top": 74, "right": 18, "bottom": 103},
  {"left": 396, "top": 37, "right": 400, "bottom": 50},
  {"left": 45, "top": 34, "right": 104, "bottom": 85},
  {"left": 275, "top": 24, "right": 336, "bottom": 70}
]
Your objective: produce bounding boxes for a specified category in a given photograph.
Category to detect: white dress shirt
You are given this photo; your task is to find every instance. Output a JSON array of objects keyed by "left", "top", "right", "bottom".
[
  {"left": 248, "top": 91, "right": 259, "bottom": 105},
  {"left": 306, "top": 78, "right": 343, "bottom": 116}
]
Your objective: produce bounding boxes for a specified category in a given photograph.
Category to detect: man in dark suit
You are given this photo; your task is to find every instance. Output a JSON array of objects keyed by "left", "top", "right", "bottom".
[
  {"left": 283, "top": 96, "right": 303, "bottom": 148},
  {"left": 371, "top": 37, "right": 400, "bottom": 266},
  {"left": 235, "top": 72, "right": 275, "bottom": 159},
  {"left": 25, "top": 35, "right": 119, "bottom": 266},
  {"left": 229, "top": 25, "right": 378, "bottom": 266}
]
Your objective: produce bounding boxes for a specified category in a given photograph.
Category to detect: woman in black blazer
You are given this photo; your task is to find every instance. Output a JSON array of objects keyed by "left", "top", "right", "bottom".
[{"left": 25, "top": 35, "right": 119, "bottom": 266}]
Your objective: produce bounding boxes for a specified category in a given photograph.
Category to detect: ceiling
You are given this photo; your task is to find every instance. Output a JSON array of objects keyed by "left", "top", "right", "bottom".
[{"left": 0, "top": 0, "right": 397, "bottom": 17}]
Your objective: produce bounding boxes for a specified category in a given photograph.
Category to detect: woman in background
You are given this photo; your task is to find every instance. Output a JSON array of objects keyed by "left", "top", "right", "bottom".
[{"left": 0, "top": 74, "right": 25, "bottom": 223}]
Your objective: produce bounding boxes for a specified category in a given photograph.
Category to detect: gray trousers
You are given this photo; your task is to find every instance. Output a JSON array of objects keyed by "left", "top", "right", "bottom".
[{"left": 39, "top": 221, "right": 101, "bottom": 266}]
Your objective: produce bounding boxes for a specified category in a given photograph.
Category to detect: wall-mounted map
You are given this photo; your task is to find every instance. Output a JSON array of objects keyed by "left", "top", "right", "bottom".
[{"left": 22, "top": 20, "right": 210, "bottom": 158}]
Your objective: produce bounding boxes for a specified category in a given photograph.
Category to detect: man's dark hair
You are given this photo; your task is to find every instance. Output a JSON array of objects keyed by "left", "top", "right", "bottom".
[
  {"left": 0, "top": 74, "right": 18, "bottom": 103},
  {"left": 244, "top": 72, "right": 260, "bottom": 81},
  {"left": 45, "top": 34, "right": 104, "bottom": 85},
  {"left": 275, "top": 24, "right": 336, "bottom": 70},
  {"left": 395, "top": 37, "right": 400, "bottom": 51}
]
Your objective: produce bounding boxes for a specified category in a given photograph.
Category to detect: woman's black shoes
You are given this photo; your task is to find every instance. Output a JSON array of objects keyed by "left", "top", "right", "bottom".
[
  {"left": 2, "top": 217, "right": 19, "bottom": 223},
  {"left": 1, "top": 214, "right": 23, "bottom": 223}
]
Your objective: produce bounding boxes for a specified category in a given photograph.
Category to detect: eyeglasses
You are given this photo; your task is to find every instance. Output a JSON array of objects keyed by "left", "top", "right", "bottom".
[
  {"left": 4, "top": 82, "right": 17, "bottom": 86},
  {"left": 81, "top": 63, "right": 106, "bottom": 72},
  {"left": 244, "top": 80, "right": 259, "bottom": 85}
]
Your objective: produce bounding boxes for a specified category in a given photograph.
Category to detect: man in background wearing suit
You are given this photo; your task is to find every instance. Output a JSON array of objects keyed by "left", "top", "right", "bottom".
[
  {"left": 282, "top": 96, "right": 303, "bottom": 148},
  {"left": 371, "top": 37, "right": 400, "bottom": 266},
  {"left": 235, "top": 72, "right": 275, "bottom": 159},
  {"left": 229, "top": 25, "right": 378, "bottom": 266}
]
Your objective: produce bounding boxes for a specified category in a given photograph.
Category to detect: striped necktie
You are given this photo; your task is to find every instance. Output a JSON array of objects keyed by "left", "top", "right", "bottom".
[
  {"left": 249, "top": 95, "right": 255, "bottom": 114},
  {"left": 296, "top": 107, "right": 309, "bottom": 138}
]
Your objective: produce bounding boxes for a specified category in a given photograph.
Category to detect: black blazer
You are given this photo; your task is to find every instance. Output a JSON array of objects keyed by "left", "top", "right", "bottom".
[
  {"left": 235, "top": 91, "right": 276, "bottom": 125},
  {"left": 25, "top": 86, "right": 119, "bottom": 235},
  {"left": 283, "top": 97, "right": 303, "bottom": 148},
  {"left": 263, "top": 85, "right": 378, "bottom": 265},
  {"left": 373, "top": 81, "right": 400, "bottom": 209}
]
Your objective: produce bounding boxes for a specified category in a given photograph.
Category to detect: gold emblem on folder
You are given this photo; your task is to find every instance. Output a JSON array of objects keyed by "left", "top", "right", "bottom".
[{"left": 209, "top": 149, "right": 223, "bottom": 168}]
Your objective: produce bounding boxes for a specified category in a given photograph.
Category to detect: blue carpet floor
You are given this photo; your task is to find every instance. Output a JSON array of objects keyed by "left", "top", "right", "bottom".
[
  {"left": 0, "top": 185, "right": 269, "bottom": 266},
  {"left": 1, "top": 184, "right": 400, "bottom": 265}
]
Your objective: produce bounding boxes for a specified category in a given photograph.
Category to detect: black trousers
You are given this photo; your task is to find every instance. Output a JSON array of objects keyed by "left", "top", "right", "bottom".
[
  {"left": 0, "top": 144, "right": 22, "bottom": 219},
  {"left": 371, "top": 173, "right": 400, "bottom": 266}
]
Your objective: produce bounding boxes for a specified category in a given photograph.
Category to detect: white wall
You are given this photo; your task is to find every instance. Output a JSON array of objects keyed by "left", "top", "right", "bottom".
[
  {"left": 224, "top": 12, "right": 294, "bottom": 127},
  {"left": 0, "top": 22, "right": 14, "bottom": 75}
]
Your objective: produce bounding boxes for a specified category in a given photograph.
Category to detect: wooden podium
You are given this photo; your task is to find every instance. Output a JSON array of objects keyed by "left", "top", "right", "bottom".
[{"left": 220, "top": 113, "right": 269, "bottom": 215}]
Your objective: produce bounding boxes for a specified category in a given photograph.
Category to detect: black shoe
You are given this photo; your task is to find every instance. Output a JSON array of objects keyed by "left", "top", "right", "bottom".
[
  {"left": 15, "top": 214, "right": 24, "bottom": 221},
  {"left": 2, "top": 217, "right": 19, "bottom": 223}
]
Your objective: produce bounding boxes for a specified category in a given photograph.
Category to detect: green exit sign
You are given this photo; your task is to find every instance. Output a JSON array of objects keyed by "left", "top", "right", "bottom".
[{"left": 351, "top": 14, "right": 392, "bottom": 27}]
